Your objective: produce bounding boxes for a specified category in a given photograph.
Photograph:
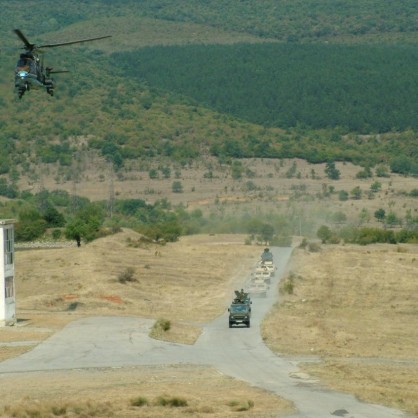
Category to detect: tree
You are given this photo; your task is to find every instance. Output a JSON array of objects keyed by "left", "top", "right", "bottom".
[
  {"left": 65, "top": 203, "right": 104, "bottom": 246},
  {"left": 358, "top": 208, "right": 370, "bottom": 225},
  {"left": 338, "top": 190, "right": 349, "bottom": 201},
  {"left": 375, "top": 164, "right": 390, "bottom": 178},
  {"left": 317, "top": 225, "right": 332, "bottom": 243},
  {"left": 43, "top": 206, "right": 65, "bottom": 227},
  {"left": 386, "top": 212, "right": 401, "bottom": 228},
  {"left": 15, "top": 208, "right": 47, "bottom": 241},
  {"left": 171, "top": 181, "right": 183, "bottom": 193},
  {"left": 370, "top": 181, "right": 382, "bottom": 193},
  {"left": 148, "top": 169, "right": 158, "bottom": 179},
  {"left": 374, "top": 208, "right": 386, "bottom": 222},
  {"left": 231, "top": 161, "right": 243, "bottom": 180},
  {"left": 260, "top": 223, "right": 274, "bottom": 244},
  {"left": 355, "top": 166, "right": 372, "bottom": 179},
  {"left": 331, "top": 211, "right": 347, "bottom": 224},
  {"left": 324, "top": 161, "right": 340, "bottom": 180},
  {"left": 350, "top": 186, "right": 362, "bottom": 200}
]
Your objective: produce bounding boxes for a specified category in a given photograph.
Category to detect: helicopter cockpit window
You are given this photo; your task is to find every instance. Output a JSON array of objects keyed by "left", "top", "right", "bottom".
[{"left": 16, "top": 55, "right": 28, "bottom": 68}]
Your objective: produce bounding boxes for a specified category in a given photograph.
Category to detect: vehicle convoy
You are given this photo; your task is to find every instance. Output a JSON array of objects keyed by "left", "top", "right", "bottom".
[
  {"left": 228, "top": 290, "right": 252, "bottom": 328},
  {"left": 246, "top": 279, "right": 268, "bottom": 297}
]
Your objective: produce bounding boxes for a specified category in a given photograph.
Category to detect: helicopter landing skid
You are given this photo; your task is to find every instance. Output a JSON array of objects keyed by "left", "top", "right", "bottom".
[{"left": 17, "top": 82, "right": 29, "bottom": 99}]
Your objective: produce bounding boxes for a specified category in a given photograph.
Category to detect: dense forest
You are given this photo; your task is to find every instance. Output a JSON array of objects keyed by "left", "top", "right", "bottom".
[
  {"left": 1, "top": 0, "right": 417, "bottom": 44},
  {"left": 0, "top": 0, "right": 417, "bottom": 241},
  {"left": 113, "top": 43, "right": 418, "bottom": 132}
]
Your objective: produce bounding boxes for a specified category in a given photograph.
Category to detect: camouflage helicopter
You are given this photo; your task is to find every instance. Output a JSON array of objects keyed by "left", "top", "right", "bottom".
[{"left": 13, "top": 29, "right": 111, "bottom": 99}]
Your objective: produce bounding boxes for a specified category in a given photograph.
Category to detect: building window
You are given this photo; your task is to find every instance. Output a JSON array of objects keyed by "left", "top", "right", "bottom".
[
  {"left": 5, "top": 276, "right": 14, "bottom": 299},
  {"left": 4, "top": 228, "right": 14, "bottom": 265}
]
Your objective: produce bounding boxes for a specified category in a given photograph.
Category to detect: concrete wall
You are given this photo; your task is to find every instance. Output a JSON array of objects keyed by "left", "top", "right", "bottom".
[{"left": 0, "top": 220, "right": 16, "bottom": 326}]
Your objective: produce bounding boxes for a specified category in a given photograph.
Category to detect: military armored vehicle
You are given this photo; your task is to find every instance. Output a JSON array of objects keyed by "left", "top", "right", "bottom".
[
  {"left": 247, "top": 279, "right": 269, "bottom": 297},
  {"left": 254, "top": 266, "right": 272, "bottom": 283},
  {"left": 261, "top": 260, "right": 276, "bottom": 277},
  {"left": 261, "top": 248, "right": 273, "bottom": 262},
  {"left": 233, "top": 289, "right": 251, "bottom": 305},
  {"left": 229, "top": 290, "right": 252, "bottom": 328},
  {"left": 228, "top": 302, "right": 251, "bottom": 328}
]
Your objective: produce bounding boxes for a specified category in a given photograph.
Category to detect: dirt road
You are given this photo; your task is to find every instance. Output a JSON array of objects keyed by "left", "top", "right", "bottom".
[{"left": 0, "top": 248, "right": 412, "bottom": 418}]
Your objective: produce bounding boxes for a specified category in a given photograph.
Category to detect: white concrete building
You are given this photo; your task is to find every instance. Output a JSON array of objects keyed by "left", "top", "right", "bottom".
[{"left": 0, "top": 219, "right": 16, "bottom": 326}]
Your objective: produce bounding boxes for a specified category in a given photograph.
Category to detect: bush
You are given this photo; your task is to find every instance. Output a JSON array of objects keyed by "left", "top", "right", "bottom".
[
  {"left": 308, "top": 242, "right": 321, "bottom": 252},
  {"left": 228, "top": 400, "right": 254, "bottom": 411},
  {"left": 51, "top": 229, "right": 62, "bottom": 240},
  {"left": 131, "top": 397, "right": 149, "bottom": 407},
  {"left": 150, "top": 318, "right": 171, "bottom": 339},
  {"left": 155, "top": 396, "right": 188, "bottom": 407},
  {"left": 282, "top": 278, "right": 294, "bottom": 295},
  {"left": 156, "top": 318, "right": 171, "bottom": 331},
  {"left": 118, "top": 267, "right": 136, "bottom": 283},
  {"left": 171, "top": 181, "right": 183, "bottom": 193}
]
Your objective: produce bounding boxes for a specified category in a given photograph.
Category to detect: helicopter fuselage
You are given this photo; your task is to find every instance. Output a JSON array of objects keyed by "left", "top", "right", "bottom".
[
  {"left": 12, "top": 29, "right": 110, "bottom": 99},
  {"left": 14, "top": 54, "right": 54, "bottom": 98}
]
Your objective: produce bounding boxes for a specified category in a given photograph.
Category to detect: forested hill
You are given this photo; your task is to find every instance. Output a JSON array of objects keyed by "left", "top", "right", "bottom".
[
  {"left": 113, "top": 42, "right": 418, "bottom": 132},
  {"left": 1, "top": 0, "right": 417, "bottom": 44},
  {"left": 0, "top": 0, "right": 417, "bottom": 178}
]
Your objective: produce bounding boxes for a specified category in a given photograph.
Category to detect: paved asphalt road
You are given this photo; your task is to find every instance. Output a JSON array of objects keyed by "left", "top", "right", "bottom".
[{"left": 0, "top": 247, "right": 413, "bottom": 418}]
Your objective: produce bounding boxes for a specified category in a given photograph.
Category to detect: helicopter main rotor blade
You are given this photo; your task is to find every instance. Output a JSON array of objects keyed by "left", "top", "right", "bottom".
[
  {"left": 37, "top": 35, "right": 111, "bottom": 49},
  {"left": 14, "top": 29, "right": 35, "bottom": 51}
]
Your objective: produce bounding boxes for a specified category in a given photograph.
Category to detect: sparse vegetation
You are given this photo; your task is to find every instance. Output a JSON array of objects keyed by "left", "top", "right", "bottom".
[
  {"left": 117, "top": 267, "right": 136, "bottom": 284},
  {"left": 227, "top": 399, "right": 254, "bottom": 411},
  {"left": 150, "top": 318, "right": 172, "bottom": 339},
  {"left": 281, "top": 273, "right": 295, "bottom": 295},
  {"left": 130, "top": 396, "right": 149, "bottom": 407},
  {"left": 1, "top": 2, "right": 417, "bottom": 416},
  {"left": 155, "top": 395, "right": 188, "bottom": 407}
]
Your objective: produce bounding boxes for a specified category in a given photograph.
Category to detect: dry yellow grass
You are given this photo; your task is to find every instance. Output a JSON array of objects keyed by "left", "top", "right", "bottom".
[
  {"left": 3, "top": 154, "right": 418, "bottom": 416},
  {"left": 15, "top": 231, "right": 258, "bottom": 322},
  {"left": 0, "top": 366, "right": 294, "bottom": 418},
  {"left": 262, "top": 244, "right": 418, "bottom": 417},
  {"left": 0, "top": 232, "right": 297, "bottom": 417}
]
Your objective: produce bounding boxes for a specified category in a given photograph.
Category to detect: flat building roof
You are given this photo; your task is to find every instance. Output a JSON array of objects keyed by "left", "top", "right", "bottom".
[{"left": 0, "top": 219, "right": 17, "bottom": 225}]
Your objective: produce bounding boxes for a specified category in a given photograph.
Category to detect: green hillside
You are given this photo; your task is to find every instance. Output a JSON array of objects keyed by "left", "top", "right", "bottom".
[
  {"left": 2, "top": 0, "right": 416, "bottom": 44},
  {"left": 0, "top": 0, "right": 417, "bottom": 178},
  {"left": 0, "top": 0, "right": 417, "bottom": 245}
]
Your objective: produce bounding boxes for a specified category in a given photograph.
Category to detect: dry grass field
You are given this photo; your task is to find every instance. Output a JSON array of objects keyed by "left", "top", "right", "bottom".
[
  {"left": 2, "top": 157, "right": 418, "bottom": 417},
  {"left": 0, "top": 232, "right": 296, "bottom": 417},
  {"left": 262, "top": 244, "right": 418, "bottom": 417},
  {"left": 19, "top": 157, "right": 418, "bottom": 230}
]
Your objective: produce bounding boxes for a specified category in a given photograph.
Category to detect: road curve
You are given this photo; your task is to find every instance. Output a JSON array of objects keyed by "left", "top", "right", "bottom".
[{"left": 0, "top": 247, "right": 413, "bottom": 418}]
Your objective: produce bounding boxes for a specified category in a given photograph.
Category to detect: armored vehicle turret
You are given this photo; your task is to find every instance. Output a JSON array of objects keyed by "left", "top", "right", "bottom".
[{"left": 261, "top": 248, "right": 273, "bottom": 262}]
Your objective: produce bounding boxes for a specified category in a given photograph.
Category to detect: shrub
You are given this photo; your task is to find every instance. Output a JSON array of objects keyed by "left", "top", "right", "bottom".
[
  {"left": 317, "top": 225, "right": 332, "bottom": 243},
  {"left": 228, "top": 400, "right": 254, "bottom": 411},
  {"left": 308, "top": 242, "right": 321, "bottom": 252},
  {"left": 155, "top": 396, "right": 188, "bottom": 407},
  {"left": 118, "top": 267, "right": 136, "bottom": 283},
  {"left": 171, "top": 181, "right": 183, "bottom": 193},
  {"left": 150, "top": 318, "right": 171, "bottom": 339},
  {"left": 282, "top": 278, "right": 294, "bottom": 295},
  {"left": 156, "top": 318, "right": 171, "bottom": 331},
  {"left": 52, "top": 229, "right": 62, "bottom": 240},
  {"left": 131, "top": 397, "right": 149, "bottom": 407}
]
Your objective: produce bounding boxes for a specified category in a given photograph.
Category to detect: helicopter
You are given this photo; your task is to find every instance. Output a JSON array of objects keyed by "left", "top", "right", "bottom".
[{"left": 13, "top": 29, "right": 111, "bottom": 99}]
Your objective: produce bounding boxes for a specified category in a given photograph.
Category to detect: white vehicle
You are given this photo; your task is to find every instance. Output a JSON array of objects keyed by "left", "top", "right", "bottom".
[
  {"left": 262, "top": 261, "right": 276, "bottom": 277},
  {"left": 253, "top": 267, "right": 271, "bottom": 284},
  {"left": 246, "top": 279, "right": 269, "bottom": 297}
]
